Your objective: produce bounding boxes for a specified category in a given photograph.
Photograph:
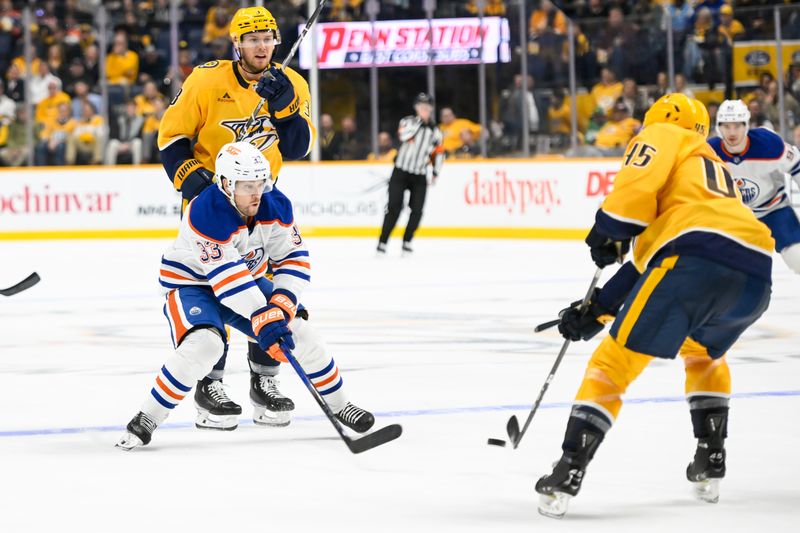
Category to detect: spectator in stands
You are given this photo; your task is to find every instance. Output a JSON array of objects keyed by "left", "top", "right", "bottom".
[
  {"left": 584, "top": 106, "right": 607, "bottom": 145},
  {"left": 674, "top": 72, "right": 694, "bottom": 98},
  {"left": 62, "top": 57, "right": 90, "bottom": 97},
  {"left": 787, "top": 61, "right": 800, "bottom": 102},
  {"left": 35, "top": 79, "right": 71, "bottom": 127},
  {"left": 203, "top": 1, "right": 231, "bottom": 45},
  {"left": 591, "top": 67, "right": 623, "bottom": 116},
  {"left": 142, "top": 97, "right": 165, "bottom": 163},
  {"left": 319, "top": 113, "right": 339, "bottom": 161},
  {"left": 592, "top": 7, "right": 637, "bottom": 81},
  {"left": 4, "top": 63, "right": 24, "bottom": 103},
  {"left": 134, "top": 80, "right": 164, "bottom": 119},
  {"left": 70, "top": 80, "right": 102, "bottom": 120},
  {"left": 35, "top": 102, "right": 75, "bottom": 166},
  {"left": 106, "top": 100, "right": 143, "bottom": 165},
  {"left": 649, "top": 71, "right": 670, "bottom": 104},
  {"left": 66, "top": 101, "right": 104, "bottom": 165},
  {"left": 30, "top": 62, "right": 62, "bottom": 104},
  {"left": 593, "top": 98, "right": 641, "bottom": 156},
  {"left": 139, "top": 44, "right": 168, "bottom": 85},
  {"left": 452, "top": 128, "right": 481, "bottom": 159},
  {"left": 440, "top": 107, "right": 481, "bottom": 156},
  {"left": 500, "top": 74, "right": 540, "bottom": 151},
  {"left": 330, "top": 0, "right": 364, "bottom": 22},
  {"left": 181, "top": 0, "right": 208, "bottom": 48},
  {"left": 528, "top": 0, "right": 567, "bottom": 86},
  {"left": 0, "top": 105, "right": 27, "bottom": 166},
  {"left": 336, "top": 115, "right": 367, "bottom": 160},
  {"left": 0, "top": 0, "right": 22, "bottom": 79},
  {"left": 794, "top": 124, "right": 800, "bottom": 148},
  {"left": 82, "top": 43, "right": 100, "bottom": 89},
  {"left": 45, "top": 43, "right": 67, "bottom": 80},
  {"left": 620, "top": 78, "right": 648, "bottom": 122},
  {"left": 718, "top": 4, "right": 744, "bottom": 44},
  {"left": 0, "top": 79, "right": 14, "bottom": 145},
  {"left": 547, "top": 88, "right": 571, "bottom": 137},
  {"left": 106, "top": 31, "right": 139, "bottom": 85},
  {"left": 764, "top": 79, "right": 800, "bottom": 132},
  {"left": 464, "top": 0, "right": 505, "bottom": 16},
  {"left": 707, "top": 100, "right": 720, "bottom": 139},
  {"left": 748, "top": 98, "right": 774, "bottom": 131},
  {"left": 367, "top": 131, "right": 397, "bottom": 162}
]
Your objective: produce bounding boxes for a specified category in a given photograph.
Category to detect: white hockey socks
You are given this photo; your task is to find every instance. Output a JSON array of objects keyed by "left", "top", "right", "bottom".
[
  {"left": 140, "top": 328, "right": 225, "bottom": 424},
  {"left": 290, "top": 318, "right": 348, "bottom": 413}
]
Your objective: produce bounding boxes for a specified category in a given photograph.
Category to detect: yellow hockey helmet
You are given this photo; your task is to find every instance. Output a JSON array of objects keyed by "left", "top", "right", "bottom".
[
  {"left": 643, "top": 93, "right": 708, "bottom": 137},
  {"left": 229, "top": 6, "right": 281, "bottom": 45}
]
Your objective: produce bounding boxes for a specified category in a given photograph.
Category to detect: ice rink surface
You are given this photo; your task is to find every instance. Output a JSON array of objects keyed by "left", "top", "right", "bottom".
[{"left": 1, "top": 237, "right": 799, "bottom": 532}]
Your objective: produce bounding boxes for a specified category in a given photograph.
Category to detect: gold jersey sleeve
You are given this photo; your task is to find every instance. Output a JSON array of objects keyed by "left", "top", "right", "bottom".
[
  {"left": 157, "top": 60, "right": 315, "bottom": 181},
  {"left": 600, "top": 123, "right": 775, "bottom": 272}
]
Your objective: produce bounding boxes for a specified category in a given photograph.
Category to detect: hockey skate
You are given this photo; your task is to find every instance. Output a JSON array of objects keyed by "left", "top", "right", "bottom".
[
  {"left": 116, "top": 411, "right": 158, "bottom": 451},
  {"left": 686, "top": 414, "right": 727, "bottom": 504},
  {"left": 335, "top": 402, "right": 375, "bottom": 433},
  {"left": 251, "top": 374, "right": 295, "bottom": 427},
  {"left": 194, "top": 379, "right": 241, "bottom": 430},
  {"left": 401, "top": 241, "right": 413, "bottom": 257},
  {"left": 535, "top": 429, "right": 601, "bottom": 518}
]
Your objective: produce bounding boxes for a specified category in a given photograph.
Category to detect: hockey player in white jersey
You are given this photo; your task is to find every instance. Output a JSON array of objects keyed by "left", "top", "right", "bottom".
[
  {"left": 117, "top": 142, "right": 375, "bottom": 450},
  {"left": 709, "top": 99, "right": 800, "bottom": 274}
]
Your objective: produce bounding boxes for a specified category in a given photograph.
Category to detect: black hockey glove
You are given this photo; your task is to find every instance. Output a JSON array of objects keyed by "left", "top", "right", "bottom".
[
  {"left": 256, "top": 67, "right": 299, "bottom": 123},
  {"left": 557, "top": 288, "right": 615, "bottom": 342},
  {"left": 585, "top": 226, "right": 630, "bottom": 268},
  {"left": 175, "top": 159, "right": 215, "bottom": 201}
]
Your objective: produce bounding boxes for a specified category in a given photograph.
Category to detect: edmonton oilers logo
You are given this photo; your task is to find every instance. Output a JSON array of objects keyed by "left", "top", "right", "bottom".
[
  {"left": 244, "top": 247, "right": 265, "bottom": 270},
  {"left": 735, "top": 177, "right": 759, "bottom": 205}
]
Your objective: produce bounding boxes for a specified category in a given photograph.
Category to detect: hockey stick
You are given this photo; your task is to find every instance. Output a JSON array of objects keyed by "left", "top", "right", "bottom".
[
  {"left": 506, "top": 267, "right": 603, "bottom": 449},
  {"left": 534, "top": 318, "right": 560, "bottom": 333},
  {"left": 0, "top": 272, "right": 40, "bottom": 297},
  {"left": 236, "top": 0, "right": 327, "bottom": 142},
  {"left": 282, "top": 349, "right": 403, "bottom": 454}
]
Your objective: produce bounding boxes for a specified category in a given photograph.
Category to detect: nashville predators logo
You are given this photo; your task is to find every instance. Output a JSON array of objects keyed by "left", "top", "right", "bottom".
[{"left": 220, "top": 116, "right": 279, "bottom": 152}]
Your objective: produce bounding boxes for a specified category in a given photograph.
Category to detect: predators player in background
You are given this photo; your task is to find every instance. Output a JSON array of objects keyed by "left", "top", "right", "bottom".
[
  {"left": 157, "top": 6, "right": 315, "bottom": 431},
  {"left": 535, "top": 95, "right": 774, "bottom": 518},
  {"left": 709, "top": 99, "right": 800, "bottom": 275},
  {"left": 117, "top": 142, "right": 374, "bottom": 450}
]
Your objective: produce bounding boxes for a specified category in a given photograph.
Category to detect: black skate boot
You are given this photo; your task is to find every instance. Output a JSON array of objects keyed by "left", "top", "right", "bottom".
[
  {"left": 194, "top": 379, "right": 241, "bottom": 431},
  {"left": 536, "top": 429, "right": 602, "bottom": 518},
  {"left": 116, "top": 411, "right": 158, "bottom": 451},
  {"left": 687, "top": 413, "right": 727, "bottom": 503},
  {"left": 250, "top": 373, "right": 295, "bottom": 427},
  {"left": 335, "top": 402, "right": 375, "bottom": 433}
]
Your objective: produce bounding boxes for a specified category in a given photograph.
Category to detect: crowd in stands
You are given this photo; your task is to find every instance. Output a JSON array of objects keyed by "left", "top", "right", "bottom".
[{"left": 1, "top": 1, "right": 799, "bottom": 167}]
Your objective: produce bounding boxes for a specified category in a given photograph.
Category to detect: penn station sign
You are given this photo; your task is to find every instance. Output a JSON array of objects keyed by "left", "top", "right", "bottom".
[{"left": 299, "top": 17, "right": 511, "bottom": 69}]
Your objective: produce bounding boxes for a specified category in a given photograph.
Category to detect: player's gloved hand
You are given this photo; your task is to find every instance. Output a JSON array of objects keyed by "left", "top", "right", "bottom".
[
  {"left": 557, "top": 288, "right": 615, "bottom": 341},
  {"left": 175, "top": 159, "right": 214, "bottom": 201},
  {"left": 251, "top": 305, "right": 295, "bottom": 358},
  {"left": 585, "top": 226, "right": 630, "bottom": 268},
  {"left": 256, "top": 67, "right": 299, "bottom": 122}
]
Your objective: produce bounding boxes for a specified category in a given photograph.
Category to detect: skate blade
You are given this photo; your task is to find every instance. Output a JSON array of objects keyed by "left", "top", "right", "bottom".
[
  {"left": 252, "top": 404, "right": 292, "bottom": 427},
  {"left": 195, "top": 410, "right": 238, "bottom": 431},
  {"left": 115, "top": 432, "right": 144, "bottom": 451},
  {"left": 692, "top": 479, "right": 720, "bottom": 504},
  {"left": 538, "top": 492, "right": 571, "bottom": 519}
]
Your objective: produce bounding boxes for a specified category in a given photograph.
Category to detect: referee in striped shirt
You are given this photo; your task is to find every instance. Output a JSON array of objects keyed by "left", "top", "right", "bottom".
[{"left": 377, "top": 93, "right": 444, "bottom": 255}]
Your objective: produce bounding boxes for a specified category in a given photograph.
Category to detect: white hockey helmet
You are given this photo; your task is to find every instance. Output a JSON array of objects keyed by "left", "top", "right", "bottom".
[
  {"left": 214, "top": 142, "right": 272, "bottom": 204},
  {"left": 716, "top": 99, "right": 750, "bottom": 138}
]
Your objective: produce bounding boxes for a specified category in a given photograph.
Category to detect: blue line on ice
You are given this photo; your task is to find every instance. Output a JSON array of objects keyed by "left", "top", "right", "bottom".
[{"left": 2, "top": 389, "right": 798, "bottom": 438}]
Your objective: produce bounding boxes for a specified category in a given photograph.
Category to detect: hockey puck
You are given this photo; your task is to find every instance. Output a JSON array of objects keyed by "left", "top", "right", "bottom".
[{"left": 487, "top": 438, "right": 507, "bottom": 447}]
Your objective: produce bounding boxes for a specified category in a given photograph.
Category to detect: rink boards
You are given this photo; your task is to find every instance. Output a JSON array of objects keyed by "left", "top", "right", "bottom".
[{"left": 0, "top": 159, "right": 622, "bottom": 240}]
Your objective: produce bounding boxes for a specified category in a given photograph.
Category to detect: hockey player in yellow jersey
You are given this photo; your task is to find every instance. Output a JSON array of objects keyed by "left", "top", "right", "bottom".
[
  {"left": 535, "top": 94, "right": 774, "bottom": 518},
  {"left": 157, "top": 6, "right": 316, "bottom": 432}
]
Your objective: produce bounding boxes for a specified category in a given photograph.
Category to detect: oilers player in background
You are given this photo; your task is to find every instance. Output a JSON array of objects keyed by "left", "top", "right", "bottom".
[
  {"left": 709, "top": 99, "right": 800, "bottom": 274},
  {"left": 117, "top": 143, "right": 375, "bottom": 450},
  {"left": 157, "top": 6, "right": 316, "bottom": 430},
  {"left": 535, "top": 95, "right": 773, "bottom": 517}
]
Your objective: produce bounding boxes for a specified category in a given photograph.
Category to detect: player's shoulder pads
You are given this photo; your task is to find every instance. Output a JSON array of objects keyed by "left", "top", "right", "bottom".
[{"left": 187, "top": 186, "right": 246, "bottom": 243}]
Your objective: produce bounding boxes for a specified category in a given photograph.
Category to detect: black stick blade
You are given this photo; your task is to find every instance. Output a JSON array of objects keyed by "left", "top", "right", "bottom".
[
  {"left": 346, "top": 424, "right": 403, "bottom": 454},
  {"left": 506, "top": 415, "right": 521, "bottom": 447},
  {"left": 0, "top": 272, "right": 41, "bottom": 296},
  {"left": 534, "top": 318, "right": 560, "bottom": 333}
]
